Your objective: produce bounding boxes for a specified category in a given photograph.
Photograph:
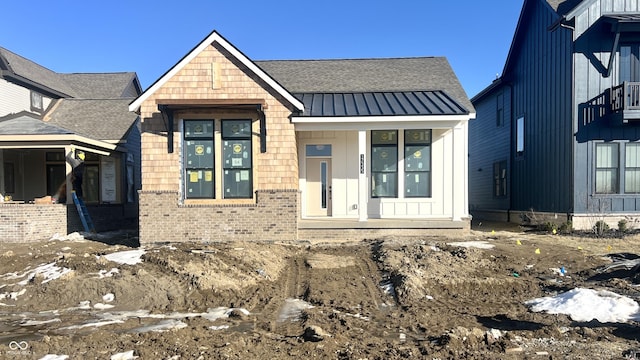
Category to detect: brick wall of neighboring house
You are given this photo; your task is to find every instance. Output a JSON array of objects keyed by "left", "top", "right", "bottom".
[
  {"left": 0, "top": 204, "right": 67, "bottom": 242},
  {"left": 138, "top": 190, "right": 298, "bottom": 243},
  {"left": 137, "top": 43, "right": 299, "bottom": 243},
  {"left": 0, "top": 204, "right": 137, "bottom": 243}
]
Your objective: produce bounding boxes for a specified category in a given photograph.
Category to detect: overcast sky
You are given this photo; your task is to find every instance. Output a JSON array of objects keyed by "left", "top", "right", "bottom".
[{"left": 1, "top": 1, "right": 523, "bottom": 97}]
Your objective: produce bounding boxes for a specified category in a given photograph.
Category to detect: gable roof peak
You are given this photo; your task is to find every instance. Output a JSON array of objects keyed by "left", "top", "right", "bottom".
[{"left": 129, "top": 30, "right": 304, "bottom": 112}]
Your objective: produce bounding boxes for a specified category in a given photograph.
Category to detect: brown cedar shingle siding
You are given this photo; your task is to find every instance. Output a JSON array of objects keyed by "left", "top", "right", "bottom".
[{"left": 138, "top": 43, "right": 299, "bottom": 192}]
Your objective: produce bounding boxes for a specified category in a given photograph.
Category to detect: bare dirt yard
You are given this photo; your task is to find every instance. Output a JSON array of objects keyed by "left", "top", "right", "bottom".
[{"left": 1, "top": 223, "right": 640, "bottom": 359}]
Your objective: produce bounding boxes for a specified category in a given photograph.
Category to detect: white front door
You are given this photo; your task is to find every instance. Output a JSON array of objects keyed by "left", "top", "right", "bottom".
[{"left": 306, "top": 158, "right": 331, "bottom": 216}]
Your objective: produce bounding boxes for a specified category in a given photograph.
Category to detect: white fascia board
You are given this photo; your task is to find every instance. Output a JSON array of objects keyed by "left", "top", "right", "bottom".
[
  {"left": 0, "top": 134, "right": 117, "bottom": 151},
  {"left": 292, "top": 114, "right": 472, "bottom": 123},
  {"left": 129, "top": 31, "right": 304, "bottom": 113},
  {"left": 293, "top": 119, "right": 469, "bottom": 132}
]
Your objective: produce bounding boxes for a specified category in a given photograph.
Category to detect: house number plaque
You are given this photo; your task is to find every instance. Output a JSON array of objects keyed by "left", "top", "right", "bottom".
[{"left": 360, "top": 154, "right": 365, "bottom": 174}]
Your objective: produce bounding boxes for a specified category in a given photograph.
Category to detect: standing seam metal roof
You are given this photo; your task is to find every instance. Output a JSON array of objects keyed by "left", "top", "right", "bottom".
[{"left": 296, "top": 91, "right": 468, "bottom": 117}]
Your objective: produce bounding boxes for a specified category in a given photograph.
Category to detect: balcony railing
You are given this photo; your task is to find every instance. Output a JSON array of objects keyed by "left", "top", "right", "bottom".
[{"left": 611, "top": 81, "right": 640, "bottom": 112}]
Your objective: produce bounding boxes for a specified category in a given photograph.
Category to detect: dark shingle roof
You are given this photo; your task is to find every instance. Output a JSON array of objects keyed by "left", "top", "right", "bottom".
[
  {"left": 0, "top": 112, "right": 71, "bottom": 135},
  {"left": 256, "top": 57, "right": 473, "bottom": 113},
  {"left": 0, "top": 47, "right": 138, "bottom": 99},
  {"left": 46, "top": 98, "right": 138, "bottom": 140},
  {"left": 0, "top": 47, "right": 75, "bottom": 96}
]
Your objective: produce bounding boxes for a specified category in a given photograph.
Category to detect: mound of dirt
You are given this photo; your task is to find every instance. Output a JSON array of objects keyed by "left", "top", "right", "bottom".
[{"left": 0, "top": 229, "right": 639, "bottom": 359}]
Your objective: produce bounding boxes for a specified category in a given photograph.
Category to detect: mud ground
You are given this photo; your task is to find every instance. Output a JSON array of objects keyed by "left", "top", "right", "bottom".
[{"left": 0, "top": 223, "right": 639, "bottom": 359}]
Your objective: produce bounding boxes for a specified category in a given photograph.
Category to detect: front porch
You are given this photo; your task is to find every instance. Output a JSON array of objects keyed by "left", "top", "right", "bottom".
[{"left": 298, "top": 217, "right": 470, "bottom": 243}]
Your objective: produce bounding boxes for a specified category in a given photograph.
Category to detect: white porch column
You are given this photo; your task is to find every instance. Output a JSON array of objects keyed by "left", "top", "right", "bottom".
[
  {"left": 451, "top": 124, "right": 465, "bottom": 221},
  {"left": 358, "top": 130, "right": 368, "bottom": 222}
]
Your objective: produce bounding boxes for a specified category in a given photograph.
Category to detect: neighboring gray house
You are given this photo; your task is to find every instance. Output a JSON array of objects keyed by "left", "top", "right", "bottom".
[
  {"left": 470, "top": 0, "right": 640, "bottom": 229},
  {"left": 0, "top": 47, "right": 142, "bottom": 241}
]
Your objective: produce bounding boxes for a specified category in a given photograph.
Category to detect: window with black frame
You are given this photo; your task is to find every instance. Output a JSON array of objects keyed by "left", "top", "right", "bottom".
[
  {"left": 493, "top": 160, "right": 507, "bottom": 197},
  {"left": 183, "top": 120, "right": 215, "bottom": 199},
  {"left": 371, "top": 130, "right": 398, "bottom": 198},
  {"left": 222, "top": 120, "right": 252, "bottom": 198},
  {"left": 404, "top": 130, "right": 431, "bottom": 197}
]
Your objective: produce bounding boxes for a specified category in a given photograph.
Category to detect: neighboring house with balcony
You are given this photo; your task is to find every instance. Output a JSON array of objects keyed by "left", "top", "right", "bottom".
[
  {"left": 0, "top": 47, "right": 142, "bottom": 241},
  {"left": 129, "top": 30, "right": 475, "bottom": 243},
  {"left": 469, "top": 0, "right": 640, "bottom": 229}
]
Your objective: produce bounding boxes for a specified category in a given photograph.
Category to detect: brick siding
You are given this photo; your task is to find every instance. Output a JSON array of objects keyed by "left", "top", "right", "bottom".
[
  {"left": 139, "top": 190, "right": 298, "bottom": 243},
  {"left": 0, "top": 203, "right": 136, "bottom": 243}
]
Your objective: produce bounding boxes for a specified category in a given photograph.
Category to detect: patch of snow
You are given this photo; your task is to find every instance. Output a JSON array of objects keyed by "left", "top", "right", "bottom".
[
  {"left": 0, "top": 288, "right": 26, "bottom": 301},
  {"left": 131, "top": 319, "right": 187, "bottom": 333},
  {"left": 103, "top": 249, "right": 146, "bottom": 265},
  {"left": 96, "top": 268, "right": 120, "bottom": 279},
  {"left": 76, "top": 301, "right": 92, "bottom": 310},
  {"left": 447, "top": 241, "right": 495, "bottom": 249},
  {"left": 526, "top": 288, "right": 640, "bottom": 323},
  {"left": 278, "top": 298, "right": 314, "bottom": 322},
  {"left": 39, "top": 355, "right": 69, "bottom": 360},
  {"left": 94, "top": 303, "right": 115, "bottom": 310},
  {"left": 21, "top": 318, "right": 61, "bottom": 326},
  {"left": 49, "top": 232, "right": 85, "bottom": 242},
  {"left": 17, "top": 263, "right": 73, "bottom": 285},
  {"left": 380, "top": 280, "right": 395, "bottom": 297},
  {"left": 209, "top": 325, "right": 230, "bottom": 330},
  {"left": 103, "top": 293, "right": 115, "bottom": 302},
  {"left": 110, "top": 350, "right": 138, "bottom": 360},
  {"left": 59, "top": 319, "right": 124, "bottom": 330}
]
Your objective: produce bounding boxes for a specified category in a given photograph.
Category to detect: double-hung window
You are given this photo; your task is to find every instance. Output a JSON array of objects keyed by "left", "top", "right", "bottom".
[
  {"left": 595, "top": 143, "right": 619, "bottom": 194},
  {"left": 404, "top": 130, "right": 431, "bottom": 197},
  {"left": 371, "top": 130, "right": 398, "bottom": 197},
  {"left": 625, "top": 143, "right": 640, "bottom": 193}
]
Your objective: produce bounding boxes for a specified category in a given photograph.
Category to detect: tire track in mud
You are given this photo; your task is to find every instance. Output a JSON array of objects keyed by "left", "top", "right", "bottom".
[{"left": 247, "top": 252, "right": 309, "bottom": 332}]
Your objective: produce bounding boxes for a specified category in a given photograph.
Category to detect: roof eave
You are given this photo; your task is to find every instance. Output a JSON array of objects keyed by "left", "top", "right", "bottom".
[
  {"left": 0, "top": 70, "right": 71, "bottom": 98},
  {"left": 291, "top": 114, "right": 473, "bottom": 123}
]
